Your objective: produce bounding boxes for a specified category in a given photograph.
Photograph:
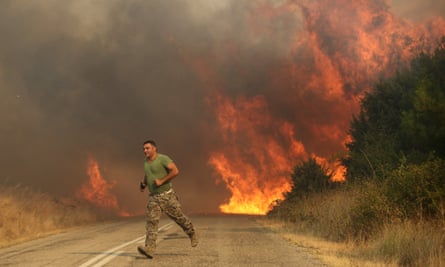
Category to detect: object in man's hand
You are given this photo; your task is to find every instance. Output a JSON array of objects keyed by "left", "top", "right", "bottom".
[{"left": 140, "top": 182, "right": 147, "bottom": 190}]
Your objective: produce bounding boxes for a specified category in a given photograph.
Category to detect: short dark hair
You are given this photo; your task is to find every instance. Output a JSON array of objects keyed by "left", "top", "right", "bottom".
[{"left": 143, "top": 140, "right": 157, "bottom": 148}]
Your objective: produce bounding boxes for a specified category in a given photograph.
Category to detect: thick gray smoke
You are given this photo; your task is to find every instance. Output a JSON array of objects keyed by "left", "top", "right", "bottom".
[
  {"left": 0, "top": 0, "right": 228, "bottom": 213},
  {"left": 0, "top": 0, "right": 444, "bottom": 214}
]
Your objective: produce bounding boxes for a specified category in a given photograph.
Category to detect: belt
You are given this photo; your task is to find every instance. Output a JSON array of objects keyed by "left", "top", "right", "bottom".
[{"left": 151, "top": 188, "right": 173, "bottom": 196}]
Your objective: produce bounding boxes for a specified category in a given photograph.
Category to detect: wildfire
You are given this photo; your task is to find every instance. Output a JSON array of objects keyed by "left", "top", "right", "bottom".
[
  {"left": 76, "top": 156, "right": 129, "bottom": 217},
  {"left": 176, "top": 1, "right": 445, "bottom": 215},
  {"left": 313, "top": 156, "right": 346, "bottom": 183},
  {"left": 207, "top": 93, "right": 308, "bottom": 215}
]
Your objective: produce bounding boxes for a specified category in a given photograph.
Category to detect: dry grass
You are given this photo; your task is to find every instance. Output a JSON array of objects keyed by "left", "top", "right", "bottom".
[
  {"left": 365, "top": 221, "right": 445, "bottom": 267},
  {"left": 264, "top": 187, "right": 445, "bottom": 266},
  {"left": 258, "top": 218, "right": 397, "bottom": 267},
  {"left": 0, "top": 184, "right": 99, "bottom": 248}
]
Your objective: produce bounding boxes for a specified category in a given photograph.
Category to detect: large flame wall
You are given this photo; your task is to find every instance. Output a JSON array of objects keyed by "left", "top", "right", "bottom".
[{"left": 184, "top": 0, "right": 445, "bottom": 214}]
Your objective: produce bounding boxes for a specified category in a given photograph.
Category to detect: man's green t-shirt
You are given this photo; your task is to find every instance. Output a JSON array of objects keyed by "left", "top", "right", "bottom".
[{"left": 144, "top": 153, "right": 173, "bottom": 194}]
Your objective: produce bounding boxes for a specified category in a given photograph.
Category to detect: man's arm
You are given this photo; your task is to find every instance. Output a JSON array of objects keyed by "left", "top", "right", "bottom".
[{"left": 154, "top": 162, "right": 179, "bottom": 186}]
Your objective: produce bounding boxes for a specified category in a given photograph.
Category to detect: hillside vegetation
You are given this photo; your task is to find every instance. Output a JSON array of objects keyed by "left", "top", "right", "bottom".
[{"left": 269, "top": 39, "right": 445, "bottom": 266}]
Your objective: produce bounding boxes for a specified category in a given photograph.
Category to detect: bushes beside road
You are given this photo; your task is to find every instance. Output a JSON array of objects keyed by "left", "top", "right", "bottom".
[{"left": 268, "top": 160, "right": 445, "bottom": 266}]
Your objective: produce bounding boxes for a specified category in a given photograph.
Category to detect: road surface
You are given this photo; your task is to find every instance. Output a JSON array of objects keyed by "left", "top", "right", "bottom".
[{"left": 0, "top": 215, "right": 326, "bottom": 266}]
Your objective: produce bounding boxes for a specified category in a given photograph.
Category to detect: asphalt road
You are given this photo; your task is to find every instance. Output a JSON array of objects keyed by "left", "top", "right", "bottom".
[{"left": 0, "top": 215, "right": 326, "bottom": 267}]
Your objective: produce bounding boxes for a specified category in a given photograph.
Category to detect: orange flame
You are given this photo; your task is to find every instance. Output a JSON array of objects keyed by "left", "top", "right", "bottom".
[
  {"left": 76, "top": 156, "right": 129, "bottom": 217},
  {"left": 207, "top": 93, "right": 307, "bottom": 215},
  {"left": 313, "top": 156, "right": 346, "bottom": 182}
]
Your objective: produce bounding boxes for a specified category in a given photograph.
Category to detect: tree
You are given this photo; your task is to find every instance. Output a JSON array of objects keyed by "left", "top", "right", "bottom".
[
  {"left": 343, "top": 38, "right": 445, "bottom": 181},
  {"left": 343, "top": 71, "right": 415, "bottom": 181},
  {"left": 401, "top": 41, "right": 445, "bottom": 158},
  {"left": 286, "top": 158, "right": 333, "bottom": 199}
]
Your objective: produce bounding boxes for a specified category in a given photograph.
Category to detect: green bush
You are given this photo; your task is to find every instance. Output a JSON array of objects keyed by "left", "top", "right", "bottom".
[
  {"left": 348, "top": 181, "right": 395, "bottom": 241},
  {"left": 286, "top": 158, "right": 336, "bottom": 199},
  {"left": 385, "top": 157, "right": 445, "bottom": 220}
]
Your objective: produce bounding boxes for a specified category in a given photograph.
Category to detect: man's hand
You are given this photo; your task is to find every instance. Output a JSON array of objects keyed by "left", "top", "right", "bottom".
[
  {"left": 140, "top": 182, "right": 146, "bottom": 192},
  {"left": 154, "top": 162, "right": 179, "bottom": 187},
  {"left": 154, "top": 179, "right": 163, "bottom": 187}
]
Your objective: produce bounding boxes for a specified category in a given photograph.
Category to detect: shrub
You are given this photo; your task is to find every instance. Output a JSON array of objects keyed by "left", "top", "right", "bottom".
[
  {"left": 348, "top": 181, "right": 396, "bottom": 241},
  {"left": 385, "top": 157, "right": 445, "bottom": 220},
  {"left": 286, "top": 158, "right": 336, "bottom": 200}
]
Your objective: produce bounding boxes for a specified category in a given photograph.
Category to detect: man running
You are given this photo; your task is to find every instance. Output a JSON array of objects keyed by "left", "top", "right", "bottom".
[{"left": 137, "top": 140, "right": 198, "bottom": 259}]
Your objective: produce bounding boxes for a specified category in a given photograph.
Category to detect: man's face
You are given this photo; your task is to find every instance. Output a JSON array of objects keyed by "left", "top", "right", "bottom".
[{"left": 143, "top": 143, "right": 156, "bottom": 158}]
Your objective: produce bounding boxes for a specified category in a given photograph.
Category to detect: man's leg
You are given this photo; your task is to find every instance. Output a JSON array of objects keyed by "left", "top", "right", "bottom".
[
  {"left": 161, "top": 192, "right": 198, "bottom": 247},
  {"left": 138, "top": 198, "right": 162, "bottom": 258}
]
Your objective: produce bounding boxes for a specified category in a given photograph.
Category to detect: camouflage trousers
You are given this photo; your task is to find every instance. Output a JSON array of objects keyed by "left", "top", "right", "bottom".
[{"left": 145, "top": 189, "right": 195, "bottom": 249}]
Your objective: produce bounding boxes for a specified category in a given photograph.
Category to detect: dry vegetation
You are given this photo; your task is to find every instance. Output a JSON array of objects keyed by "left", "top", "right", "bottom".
[
  {"left": 258, "top": 218, "right": 396, "bottom": 267},
  {"left": 0, "top": 184, "right": 100, "bottom": 248},
  {"left": 264, "top": 187, "right": 445, "bottom": 267}
]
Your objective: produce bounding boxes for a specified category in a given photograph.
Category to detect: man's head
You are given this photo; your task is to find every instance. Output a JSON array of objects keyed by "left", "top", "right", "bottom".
[{"left": 143, "top": 140, "right": 157, "bottom": 158}]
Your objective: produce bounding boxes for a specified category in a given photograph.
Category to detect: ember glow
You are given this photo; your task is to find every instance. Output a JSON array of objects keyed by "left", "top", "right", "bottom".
[
  {"left": 76, "top": 156, "right": 129, "bottom": 217},
  {"left": 184, "top": 0, "right": 445, "bottom": 215}
]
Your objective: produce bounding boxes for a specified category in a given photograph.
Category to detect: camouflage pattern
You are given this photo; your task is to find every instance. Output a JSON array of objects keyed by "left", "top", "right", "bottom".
[{"left": 145, "top": 190, "right": 195, "bottom": 249}]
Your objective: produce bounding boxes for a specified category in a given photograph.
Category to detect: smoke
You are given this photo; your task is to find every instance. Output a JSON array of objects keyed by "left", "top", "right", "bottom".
[
  {"left": 391, "top": 0, "right": 445, "bottom": 22},
  {"left": 0, "top": 0, "right": 444, "bottom": 214}
]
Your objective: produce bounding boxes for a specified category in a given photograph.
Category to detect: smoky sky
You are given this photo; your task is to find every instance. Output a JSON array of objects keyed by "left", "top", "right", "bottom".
[{"left": 1, "top": 0, "right": 444, "bottom": 214}]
